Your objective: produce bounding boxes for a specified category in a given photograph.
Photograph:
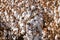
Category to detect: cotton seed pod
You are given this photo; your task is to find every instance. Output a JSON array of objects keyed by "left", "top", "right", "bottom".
[
  {"left": 21, "top": 7, "right": 25, "bottom": 13},
  {"left": 6, "top": 15, "right": 9, "bottom": 21},
  {"left": 0, "top": 12, "right": 2, "bottom": 15},
  {"left": 4, "top": 10, "right": 7, "bottom": 15},
  {"left": 18, "top": 2, "right": 22, "bottom": 7},
  {"left": 58, "top": 6, "right": 60, "bottom": 13},
  {"left": 25, "top": 3, "right": 29, "bottom": 8},
  {"left": 21, "top": 30, "right": 25, "bottom": 34}
]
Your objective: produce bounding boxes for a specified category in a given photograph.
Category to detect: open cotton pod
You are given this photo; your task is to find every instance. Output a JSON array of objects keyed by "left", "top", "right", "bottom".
[
  {"left": 0, "top": 12, "right": 2, "bottom": 15},
  {"left": 5, "top": 15, "right": 9, "bottom": 21},
  {"left": 58, "top": 6, "right": 60, "bottom": 13},
  {"left": 31, "top": 5, "right": 36, "bottom": 10},
  {"left": 21, "top": 30, "right": 25, "bottom": 35}
]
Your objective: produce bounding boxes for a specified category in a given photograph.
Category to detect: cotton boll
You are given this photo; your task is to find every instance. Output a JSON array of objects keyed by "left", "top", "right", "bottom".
[
  {"left": 6, "top": 15, "right": 9, "bottom": 19},
  {"left": 22, "top": 11, "right": 27, "bottom": 17},
  {"left": 37, "top": 6, "right": 41, "bottom": 9},
  {"left": 18, "top": 2, "right": 22, "bottom": 6},
  {"left": 4, "top": 10, "right": 7, "bottom": 15},
  {"left": 26, "top": 11, "right": 31, "bottom": 18},
  {"left": 10, "top": 16, "right": 13, "bottom": 22},
  {"left": 6, "top": 15, "right": 9, "bottom": 21},
  {"left": 19, "top": 16, "right": 22, "bottom": 21},
  {"left": 11, "top": 22, "right": 14, "bottom": 26},
  {"left": 26, "top": 14, "right": 30, "bottom": 18},
  {"left": 22, "top": 1, "right": 24, "bottom": 4},
  {"left": 11, "top": 27, "right": 15, "bottom": 30},
  {"left": 42, "top": 30, "right": 46, "bottom": 37},
  {"left": 13, "top": 28, "right": 18, "bottom": 31},
  {"left": 3, "top": 17, "right": 6, "bottom": 21},
  {"left": 25, "top": 3, "right": 29, "bottom": 8},
  {"left": 48, "top": 27, "right": 51, "bottom": 30},
  {"left": 21, "top": 30, "right": 25, "bottom": 34},
  {"left": 0, "top": 12, "right": 2, "bottom": 15},
  {"left": 26, "top": 24, "right": 30, "bottom": 32},
  {"left": 40, "top": 18, "right": 43, "bottom": 20},
  {"left": 11, "top": 0, "right": 14, "bottom": 6},
  {"left": 58, "top": 6, "right": 60, "bottom": 12},
  {"left": 14, "top": 11, "right": 16, "bottom": 14},
  {"left": 34, "top": 15, "right": 38, "bottom": 19},
  {"left": 55, "top": 35, "right": 58, "bottom": 40},
  {"left": 33, "top": 22, "right": 37, "bottom": 26},
  {"left": 12, "top": 9, "right": 14, "bottom": 12},
  {"left": 12, "top": 27, "right": 18, "bottom": 35},
  {"left": 20, "top": 23, "right": 24, "bottom": 29},
  {"left": 31, "top": 5, "right": 35, "bottom": 10},
  {"left": 30, "top": 19, "right": 34, "bottom": 24},
  {"left": 57, "top": 18, "right": 60, "bottom": 24},
  {"left": 13, "top": 28, "right": 18, "bottom": 34},
  {"left": 28, "top": 30, "right": 32, "bottom": 34},
  {"left": 33, "top": 12, "right": 37, "bottom": 16},
  {"left": 14, "top": 11, "right": 18, "bottom": 18},
  {"left": 15, "top": 0, "right": 19, "bottom": 2},
  {"left": 10, "top": 15, "right": 13, "bottom": 19},
  {"left": 17, "top": 15, "right": 20, "bottom": 19},
  {"left": 20, "top": 23, "right": 24, "bottom": 26},
  {"left": 24, "top": 16, "right": 28, "bottom": 21}
]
